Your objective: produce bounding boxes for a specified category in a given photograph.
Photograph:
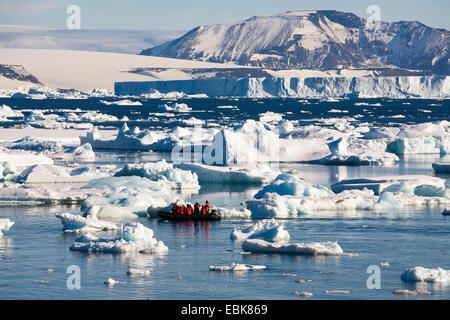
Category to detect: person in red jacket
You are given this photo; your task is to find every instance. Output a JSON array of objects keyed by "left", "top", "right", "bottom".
[
  {"left": 187, "top": 204, "right": 193, "bottom": 215},
  {"left": 201, "top": 206, "right": 207, "bottom": 215},
  {"left": 171, "top": 204, "right": 178, "bottom": 214},
  {"left": 205, "top": 201, "right": 210, "bottom": 213},
  {"left": 194, "top": 202, "right": 200, "bottom": 215}
]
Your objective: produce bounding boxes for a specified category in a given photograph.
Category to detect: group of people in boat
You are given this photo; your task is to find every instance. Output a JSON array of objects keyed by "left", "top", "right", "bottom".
[{"left": 171, "top": 201, "right": 211, "bottom": 216}]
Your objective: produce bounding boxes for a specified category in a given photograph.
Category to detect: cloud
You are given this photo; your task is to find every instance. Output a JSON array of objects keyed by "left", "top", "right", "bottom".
[{"left": 0, "top": 0, "right": 59, "bottom": 17}]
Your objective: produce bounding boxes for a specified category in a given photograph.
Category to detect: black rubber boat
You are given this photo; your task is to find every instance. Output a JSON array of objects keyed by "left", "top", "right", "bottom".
[{"left": 157, "top": 210, "right": 221, "bottom": 221}]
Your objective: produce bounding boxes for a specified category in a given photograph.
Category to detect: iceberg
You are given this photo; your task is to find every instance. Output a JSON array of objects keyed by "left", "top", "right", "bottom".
[
  {"left": 331, "top": 175, "right": 446, "bottom": 196},
  {"left": 114, "top": 160, "right": 199, "bottom": 190},
  {"left": 70, "top": 222, "right": 168, "bottom": 254},
  {"left": 56, "top": 212, "right": 119, "bottom": 233},
  {"left": 0, "top": 147, "right": 54, "bottom": 168},
  {"left": 0, "top": 104, "right": 24, "bottom": 118},
  {"left": 100, "top": 99, "right": 142, "bottom": 106},
  {"left": 241, "top": 239, "right": 347, "bottom": 256},
  {"left": 80, "top": 124, "right": 163, "bottom": 151},
  {"left": 156, "top": 103, "right": 191, "bottom": 112},
  {"left": 230, "top": 219, "right": 290, "bottom": 243},
  {"left": 53, "top": 143, "right": 96, "bottom": 161},
  {"left": 0, "top": 218, "right": 14, "bottom": 237},
  {"left": 401, "top": 267, "right": 450, "bottom": 283},
  {"left": 175, "top": 163, "right": 278, "bottom": 185},
  {"left": 254, "top": 174, "right": 332, "bottom": 199},
  {"left": 16, "top": 164, "right": 109, "bottom": 184}
]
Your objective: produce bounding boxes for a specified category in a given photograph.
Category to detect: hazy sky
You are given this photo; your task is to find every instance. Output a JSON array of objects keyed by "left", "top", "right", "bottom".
[{"left": 0, "top": 0, "right": 449, "bottom": 31}]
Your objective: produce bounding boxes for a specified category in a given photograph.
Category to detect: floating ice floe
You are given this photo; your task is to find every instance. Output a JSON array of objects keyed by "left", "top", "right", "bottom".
[
  {"left": 393, "top": 289, "right": 432, "bottom": 296},
  {"left": 254, "top": 174, "right": 332, "bottom": 199},
  {"left": 157, "top": 103, "right": 191, "bottom": 112},
  {"left": 230, "top": 219, "right": 290, "bottom": 243},
  {"left": 432, "top": 163, "right": 450, "bottom": 174},
  {"left": 0, "top": 104, "right": 24, "bottom": 118},
  {"left": 0, "top": 183, "right": 109, "bottom": 205},
  {"left": 52, "top": 143, "right": 96, "bottom": 161},
  {"left": 209, "top": 263, "right": 266, "bottom": 271},
  {"left": 401, "top": 267, "right": 450, "bottom": 283},
  {"left": 70, "top": 222, "right": 168, "bottom": 254},
  {"left": 1, "top": 136, "right": 63, "bottom": 152},
  {"left": 126, "top": 268, "right": 152, "bottom": 276},
  {"left": 259, "top": 111, "right": 283, "bottom": 123},
  {"left": 175, "top": 163, "right": 278, "bottom": 185},
  {"left": 80, "top": 124, "right": 165, "bottom": 151},
  {"left": 56, "top": 212, "right": 119, "bottom": 233},
  {"left": 331, "top": 175, "right": 446, "bottom": 196},
  {"left": 0, "top": 147, "right": 54, "bottom": 167},
  {"left": 313, "top": 137, "right": 398, "bottom": 166},
  {"left": 114, "top": 160, "right": 199, "bottom": 190},
  {"left": 241, "top": 239, "right": 348, "bottom": 256},
  {"left": 81, "top": 176, "right": 179, "bottom": 220},
  {"left": 16, "top": 164, "right": 109, "bottom": 184},
  {"left": 100, "top": 99, "right": 142, "bottom": 106},
  {"left": 0, "top": 218, "right": 14, "bottom": 237},
  {"left": 214, "top": 207, "right": 252, "bottom": 220}
]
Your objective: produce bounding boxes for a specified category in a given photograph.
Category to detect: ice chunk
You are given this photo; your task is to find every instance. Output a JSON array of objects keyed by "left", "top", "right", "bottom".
[
  {"left": 114, "top": 160, "right": 199, "bottom": 190},
  {"left": 0, "top": 147, "right": 54, "bottom": 167},
  {"left": 230, "top": 219, "right": 290, "bottom": 243},
  {"left": 0, "top": 218, "right": 14, "bottom": 237},
  {"left": 314, "top": 137, "right": 398, "bottom": 166},
  {"left": 1, "top": 136, "right": 63, "bottom": 152},
  {"left": 0, "top": 104, "right": 24, "bottom": 118},
  {"left": 259, "top": 111, "right": 283, "bottom": 123},
  {"left": 242, "top": 239, "right": 346, "bottom": 256},
  {"left": 209, "top": 263, "right": 266, "bottom": 271},
  {"left": 176, "top": 163, "right": 278, "bottom": 185},
  {"left": 56, "top": 213, "right": 119, "bottom": 233},
  {"left": 100, "top": 99, "right": 142, "bottom": 106},
  {"left": 126, "top": 268, "right": 151, "bottom": 276},
  {"left": 157, "top": 103, "right": 191, "bottom": 112},
  {"left": 401, "top": 267, "right": 450, "bottom": 283},
  {"left": 393, "top": 289, "right": 432, "bottom": 296},
  {"left": 70, "top": 222, "right": 168, "bottom": 254},
  {"left": 254, "top": 174, "right": 332, "bottom": 199},
  {"left": 331, "top": 175, "right": 446, "bottom": 196},
  {"left": 215, "top": 207, "right": 252, "bottom": 220},
  {"left": 16, "top": 164, "right": 108, "bottom": 184},
  {"left": 53, "top": 143, "right": 96, "bottom": 161}
]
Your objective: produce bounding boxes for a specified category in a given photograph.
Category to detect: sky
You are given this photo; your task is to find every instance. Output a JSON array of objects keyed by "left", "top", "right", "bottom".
[{"left": 0, "top": 0, "right": 449, "bottom": 31}]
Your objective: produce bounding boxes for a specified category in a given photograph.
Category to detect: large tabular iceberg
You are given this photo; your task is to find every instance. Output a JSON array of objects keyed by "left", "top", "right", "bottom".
[
  {"left": 401, "top": 267, "right": 450, "bottom": 283},
  {"left": 70, "top": 222, "right": 168, "bottom": 254}
]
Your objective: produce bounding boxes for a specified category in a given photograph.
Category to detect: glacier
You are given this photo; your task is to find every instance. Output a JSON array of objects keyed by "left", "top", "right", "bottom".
[{"left": 115, "top": 76, "right": 450, "bottom": 98}]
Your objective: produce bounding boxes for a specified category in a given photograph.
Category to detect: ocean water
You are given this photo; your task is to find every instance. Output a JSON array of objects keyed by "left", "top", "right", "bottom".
[{"left": 0, "top": 98, "right": 449, "bottom": 300}]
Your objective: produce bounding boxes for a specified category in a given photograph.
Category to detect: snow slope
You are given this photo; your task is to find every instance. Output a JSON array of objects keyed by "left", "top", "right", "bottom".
[{"left": 0, "top": 48, "right": 244, "bottom": 91}]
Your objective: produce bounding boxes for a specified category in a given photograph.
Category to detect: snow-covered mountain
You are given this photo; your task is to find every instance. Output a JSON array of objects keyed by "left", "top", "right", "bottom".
[{"left": 141, "top": 10, "right": 449, "bottom": 75}]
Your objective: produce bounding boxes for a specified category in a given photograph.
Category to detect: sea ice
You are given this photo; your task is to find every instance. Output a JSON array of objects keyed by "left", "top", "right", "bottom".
[
  {"left": 56, "top": 212, "right": 119, "bottom": 233},
  {"left": 0, "top": 218, "right": 14, "bottom": 237},
  {"left": 241, "top": 239, "right": 346, "bottom": 256},
  {"left": 70, "top": 222, "right": 168, "bottom": 254},
  {"left": 401, "top": 267, "right": 450, "bottom": 283},
  {"left": 209, "top": 263, "right": 266, "bottom": 271}
]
